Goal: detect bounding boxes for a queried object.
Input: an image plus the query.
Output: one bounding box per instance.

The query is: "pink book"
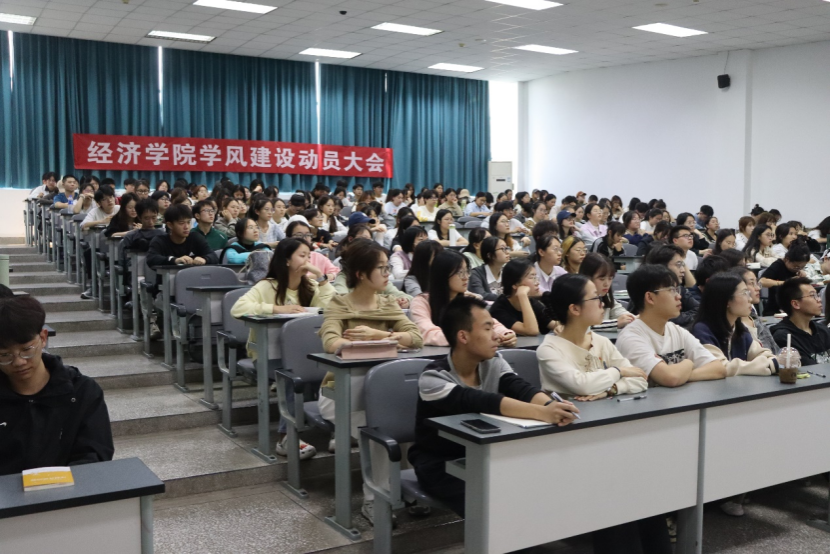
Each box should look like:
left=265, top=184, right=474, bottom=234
left=336, top=339, right=399, bottom=360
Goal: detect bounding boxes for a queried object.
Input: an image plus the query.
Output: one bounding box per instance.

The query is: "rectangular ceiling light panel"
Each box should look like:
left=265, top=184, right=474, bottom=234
left=0, top=13, right=36, bottom=25
left=515, top=44, right=577, bottom=55
left=633, top=23, right=707, bottom=37
left=429, top=63, right=483, bottom=73
left=485, top=0, right=562, bottom=10
left=193, top=0, right=277, bottom=14
left=372, top=22, right=442, bottom=36
left=148, top=30, right=216, bottom=43
left=299, top=48, right=361, bottom=59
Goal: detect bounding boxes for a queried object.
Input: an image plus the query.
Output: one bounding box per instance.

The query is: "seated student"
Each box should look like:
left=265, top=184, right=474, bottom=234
left=223, top=218, right=271, bottom=264
left=285, top=221, right=339, bottom=281
left=469, top=236, right=508, bottom=300
left=333, top=223, right=371, bottom=266
left=489, top=259, right=558, bottom=336
left=579, top=253, right=634, bottom=328
left=151, top=190, right=171, bottom=224
left=318, top=240, right=423, bottom=523
left=146, top=204, right=219, bottom=268
left=771, top=223, right=798, bottom=259
left=81, top=186, right=120, bottom=231
left=303, top=208, right=335, bottom=250
left=731, top=265, right=781, bottom=352
left=742, top=224, right=777, bottom=267
left=734, top=216, right=755, bottom=251
left=351, top=208, right=388, bottom=245
left=771, top=277, right=830, bottom=366
left=104, top=192, right=139, bottom=238
left=121, top=199, right=165, bottom=252
left=712, top=228, right=737, bottom=255
left=415, top=190, right=440, bottom=222
left=759, top=243, right=811, bottom=316
left=248, top=198, right=284, bottom=249
left=29, top=171, right=58, bottom=199
left=639, top=208, right=663, bottom=234
left=557, top=210, right=578, bottom=241
left=644, top=245, right=698, bottom=329
left=577, top=202, right=607, bottom=248
left=560, top=236, right=586, bottom=274
left=523, top=202, right=548, bottom=231
left=390, top=226, right=428, bottom=280
left=52, top=174, right=79, bottom=209
left=386, top=211, right=417, bottom=250
left=463, top=191, right=492, bottom=217
left=215, top=197, right=242, bottom=239
left=534, top=234, right=567, bottom=293
left=636, top=220, right=672, bottom=257
left=538, top=274, right=648, bottom=398
left=676, top=212, right=711, bottom=253
left=616, top=265, right=726, bottom=388
left=489, top=212, right=530, bottom=256
left=596, top=221, right=626, bottom=258
left=493, top=201, right=530, bottom=234
left=692, top=273, right=778, bottom=378
left=702, top=216, right=720, bottom=243
left=410, top=250, right=517, bottom=347
left=0, top=296, right=114, bottom=476
left=695, top=204, right=714, bottom=231
left=428, top=209, right=468, bottom=247
left=73, top=181, right=96, bottom=214
left=670, top=225, right=701, bottom=273
left=231, top=238, right=335, bottom=459
left=462, top=227, right=489, bottom=270
left=687, top=254, right=729, bottom=303
left=437, top=187, right=464, bottom=218
left=402, top=240, right=443, bottom=297
left=719, top=247, right=748, bottom=268
left=191, top=200, right=228, bottom=251
left=408, top=296, right=577, bottom=516
left=622, top=211, right=644, bottom=246
left=384, top=188, right=405, bottom=217
left=559, top=195, right=578, bottom=213
left=333, top=238, right=412, bottom=308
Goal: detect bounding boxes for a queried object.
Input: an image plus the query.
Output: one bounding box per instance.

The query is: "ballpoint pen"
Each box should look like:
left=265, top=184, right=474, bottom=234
left=549, top=391, right=581, bottom=419
left=617, top=395, right=647, bottom=402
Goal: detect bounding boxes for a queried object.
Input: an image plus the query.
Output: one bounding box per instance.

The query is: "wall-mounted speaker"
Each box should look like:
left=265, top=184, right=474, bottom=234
left=718, top=74, right=731, bottom=89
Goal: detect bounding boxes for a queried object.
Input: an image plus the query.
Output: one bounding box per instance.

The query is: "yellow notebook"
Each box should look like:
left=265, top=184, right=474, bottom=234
left=22, top=467, right=75, bottom=491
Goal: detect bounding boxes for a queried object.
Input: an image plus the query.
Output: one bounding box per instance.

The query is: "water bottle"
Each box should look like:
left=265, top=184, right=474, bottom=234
left=449, top=223, right=457, bottom=246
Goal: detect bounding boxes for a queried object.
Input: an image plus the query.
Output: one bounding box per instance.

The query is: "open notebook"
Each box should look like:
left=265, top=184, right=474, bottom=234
left=481, top=414, right=552, bottom=429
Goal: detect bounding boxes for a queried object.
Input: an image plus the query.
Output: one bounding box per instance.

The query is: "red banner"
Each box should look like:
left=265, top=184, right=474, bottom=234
left=72, top=133, right=393, bottom=178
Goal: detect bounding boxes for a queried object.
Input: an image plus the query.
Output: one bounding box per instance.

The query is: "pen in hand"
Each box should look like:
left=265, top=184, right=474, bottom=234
left=550, top=391, right=581, bottom=419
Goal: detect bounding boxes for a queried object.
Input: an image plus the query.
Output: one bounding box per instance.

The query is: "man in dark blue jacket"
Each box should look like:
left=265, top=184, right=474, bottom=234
left=0, top=296, right=114, bottom=476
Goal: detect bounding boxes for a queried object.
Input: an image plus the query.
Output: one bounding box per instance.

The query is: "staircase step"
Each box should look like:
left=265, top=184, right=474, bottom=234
left=7, top=261, right=59, bottom=273
left=45, top=311, right=119, bottom=333
left=0, top=245, right=38, bottom=254
left=10, top=272, right=76, bottom=285
left=10, top=282, right=82, bottom=296
left=106, top=385, right=220, bottom=437
left=46, top=329, right=143, bottom=358
left=39, top=295, right=100, bottom=312
left=0, top=237, right=26, bottom=245
left=66, top=354, right=199, bottom=390
left=6, top=253, right=48, bottom=263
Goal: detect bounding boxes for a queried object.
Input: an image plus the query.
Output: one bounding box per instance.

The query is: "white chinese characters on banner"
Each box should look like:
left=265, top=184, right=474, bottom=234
left=275, top=148, right=296, bottom=169
left=88, top=142, right=113, bottom=164
left=298, top=149, right=318, bottom=170
left=365, top=153, right=386, bottom=173
left=173, top=144, right=197, bottom=166
left=145, top=143, right=170, bottom=166
left=250, top=147, right=271, bottom=168
left=226, top=146, right=248, bottom=167
left=343, top=152, right=363, bottom=172
left=199, top=145, right=222, bottom=167
left=117, top=142, right=141, bottom=165
left=322, top=151, right=341, bottom=171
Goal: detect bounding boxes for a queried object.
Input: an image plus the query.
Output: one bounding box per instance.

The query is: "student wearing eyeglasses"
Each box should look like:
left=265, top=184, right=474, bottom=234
left=758, top=244, right=812, bottom=316
left=670, top=225, right=701, bottom=273
left=771, top=277, right=830, bottom=366
left=0, top=296, right=114, bottom=476
left=644, top=245, right=699, bottom=329
left=469, top=237, right=510, bottom=301
left=192, top=200, right=228, bottom=251
left=616, top=265, right=726, bottom=388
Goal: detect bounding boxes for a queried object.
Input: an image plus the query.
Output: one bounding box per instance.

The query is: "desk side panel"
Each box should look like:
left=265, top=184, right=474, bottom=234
left=704, top=388, right=830, bottom=502
left=487, top=411, right=699, bottom=554
left=0, top=498, right=141, bottom=554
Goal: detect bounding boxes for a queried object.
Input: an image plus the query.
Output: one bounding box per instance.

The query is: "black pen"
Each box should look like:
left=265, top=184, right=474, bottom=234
left=549, top=391, right=581, bottom=419
left=617, top=395, right=647, bottom=402
left=806, top=370, right=827, bottom=378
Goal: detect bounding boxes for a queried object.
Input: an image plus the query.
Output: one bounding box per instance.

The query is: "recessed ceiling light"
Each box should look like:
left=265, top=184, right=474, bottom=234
left=0, top=13, right=36, bottom=25
left=147, top=30, right=216, bottom=43
left=485, top=0, right=562, bottom=11
left=633, top=23, right=707, bottom=37
left=429, top=63, right=483, bottom=73
left=371, top=22, right=442, bottom=36
left=515, top=44, right=577, bottom=55
left=299, top=48, right=361, bottom=59
left=193, top=0, right=276, bottom=14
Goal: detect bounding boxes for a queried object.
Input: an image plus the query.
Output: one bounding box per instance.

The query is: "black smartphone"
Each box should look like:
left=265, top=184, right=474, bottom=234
left=460, top=418, right=501, bottom=434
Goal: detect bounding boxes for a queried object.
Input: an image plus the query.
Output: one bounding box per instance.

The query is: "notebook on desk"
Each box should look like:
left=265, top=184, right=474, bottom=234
left=482, top=414, right=552, bottom=429
left=336, top=339, right=399, bottom=360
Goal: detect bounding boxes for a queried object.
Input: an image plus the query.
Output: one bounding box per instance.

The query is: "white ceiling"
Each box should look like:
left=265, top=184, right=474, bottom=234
left=3, top=0, right=830, bottom=81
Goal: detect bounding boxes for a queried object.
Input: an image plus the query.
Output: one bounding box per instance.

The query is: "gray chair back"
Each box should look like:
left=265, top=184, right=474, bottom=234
left=391, top=279, right=404, bottom=291
left=174, top=266, right=241, bottom=313
left=613, top=273, right=628, bottom=293
left=623, top=243, right=638, bottom=256
left=458, top=216, right=478, bottom=224
left=497, top=350, right=541, bottom=389
left=279, top=315, right=328, bottom=382
left=464, top=220, right=482, bottom=229
left=364, top=359, right=431, bottom=444
left=222, top=287, right=251, bottom=339
left=759, top=268, right=769, bottom=300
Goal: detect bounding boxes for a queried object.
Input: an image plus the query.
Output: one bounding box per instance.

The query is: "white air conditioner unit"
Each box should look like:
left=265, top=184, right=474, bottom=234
left=488, top=161, right=513, bottom=195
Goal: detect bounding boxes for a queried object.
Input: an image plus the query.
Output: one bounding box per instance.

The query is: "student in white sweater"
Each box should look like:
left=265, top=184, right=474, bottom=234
left=538, top=274, right=648, bottom=399
left=616, top=265, right=726, bottom=388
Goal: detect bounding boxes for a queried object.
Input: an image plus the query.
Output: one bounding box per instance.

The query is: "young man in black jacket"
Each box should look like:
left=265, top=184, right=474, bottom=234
left=408, top=296, right=577, bottom=516
left=0, top=296, right=114, bottom=476
left=146, top=203, right=219, bottom=268
left=771, top=277, right=830, bottom=366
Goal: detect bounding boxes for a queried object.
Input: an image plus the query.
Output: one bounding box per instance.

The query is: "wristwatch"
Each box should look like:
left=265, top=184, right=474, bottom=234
left=606, top=384, right=618, bottom=397
left=316, top=274, right=328, bottom=283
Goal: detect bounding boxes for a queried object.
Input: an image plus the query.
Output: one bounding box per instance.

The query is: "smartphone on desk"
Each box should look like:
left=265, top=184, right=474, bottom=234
left=460, top=418, right=502, bottom=434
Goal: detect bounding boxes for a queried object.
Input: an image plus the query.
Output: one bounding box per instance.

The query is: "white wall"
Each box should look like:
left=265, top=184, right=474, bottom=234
left=0, top=189, right=30, bottom=238
left=489, top=81, right=519, bottom=188
left=523, top=40, right=830, bottom=229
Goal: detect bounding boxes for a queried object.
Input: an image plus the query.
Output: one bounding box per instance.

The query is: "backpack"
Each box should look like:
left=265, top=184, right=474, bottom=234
left=239, top=250, right=274, bottom=285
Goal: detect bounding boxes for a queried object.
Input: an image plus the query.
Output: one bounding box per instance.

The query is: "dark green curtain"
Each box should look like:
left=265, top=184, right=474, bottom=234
left=319, top=64, right=389, bottom=189
left=387, top=71, right=490, bottom=193
left=3, top=33, right=160, bottom=189
left=162, top=48, right=316, bottom=190
left=0, top=33, right=9, bottom=187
